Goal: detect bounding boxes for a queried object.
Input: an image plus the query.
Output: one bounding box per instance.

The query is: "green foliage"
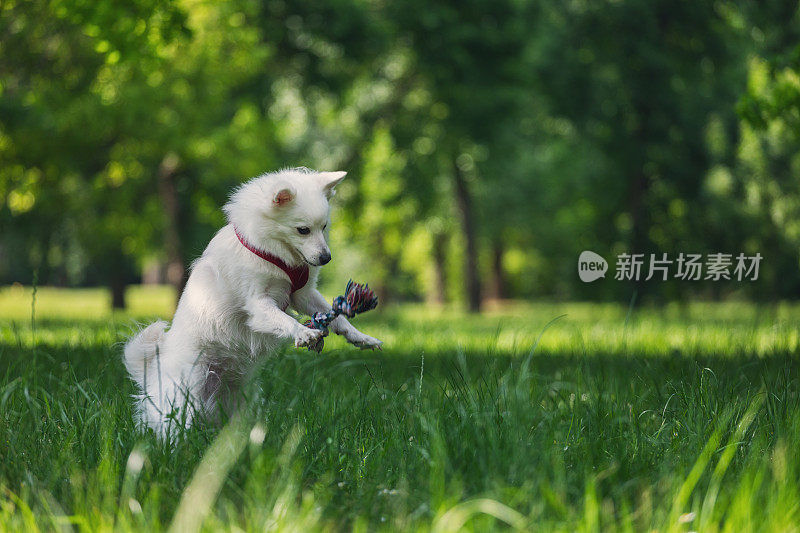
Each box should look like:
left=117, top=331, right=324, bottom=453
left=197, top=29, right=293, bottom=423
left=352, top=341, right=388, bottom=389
left=0, top=0, right=187, bottom=278
left=735, top=5, right=800, bottom=298
left=2, top=0, right=800, bottom=303
left=2, top=289, right=800, bottom=529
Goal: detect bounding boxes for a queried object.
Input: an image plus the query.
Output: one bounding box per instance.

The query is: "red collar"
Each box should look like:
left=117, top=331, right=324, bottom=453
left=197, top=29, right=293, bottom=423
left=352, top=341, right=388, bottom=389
left=234, top=227, right=309, bottom=293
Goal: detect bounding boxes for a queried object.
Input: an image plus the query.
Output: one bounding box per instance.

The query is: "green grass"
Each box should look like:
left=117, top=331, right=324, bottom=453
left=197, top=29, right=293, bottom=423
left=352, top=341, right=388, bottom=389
left=1, top=286, right=799, bottom=531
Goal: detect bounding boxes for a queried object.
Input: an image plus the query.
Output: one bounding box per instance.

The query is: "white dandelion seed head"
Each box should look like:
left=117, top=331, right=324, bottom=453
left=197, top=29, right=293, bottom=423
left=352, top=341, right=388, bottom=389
left=250, top=424, right=266, bottom=445
left=126, top=450, right=145, bottom=474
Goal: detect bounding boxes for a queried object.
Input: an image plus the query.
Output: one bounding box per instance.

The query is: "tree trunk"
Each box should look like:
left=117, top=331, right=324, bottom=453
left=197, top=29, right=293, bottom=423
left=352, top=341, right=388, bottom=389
left=628, top=167, right=648, bottom=257
left=452, top=160, right=482, bottom=313
left=36, top=232, right=52, bottom=286
left=628, top=104, right=652, bottom=303
left=626, top=161, right=649, bottom=304
left=488, top=239, right=506, bottom=300
left=158, top=153, right=186, bottom=302
left=110, top=276, right=126, bottom=309
left=370, top=230, right=392, bottom=305
left=430, top=232, right=448, bottom=305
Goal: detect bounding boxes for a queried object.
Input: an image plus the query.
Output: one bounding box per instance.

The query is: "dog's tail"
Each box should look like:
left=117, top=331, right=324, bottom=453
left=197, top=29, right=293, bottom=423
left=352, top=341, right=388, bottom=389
left=123, top=321, right=168, bottom=388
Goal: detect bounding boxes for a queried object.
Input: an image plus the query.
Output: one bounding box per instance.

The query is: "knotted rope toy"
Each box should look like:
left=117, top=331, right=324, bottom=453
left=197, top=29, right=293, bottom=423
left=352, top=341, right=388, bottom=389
left=302, top=280, right=378, bottom=352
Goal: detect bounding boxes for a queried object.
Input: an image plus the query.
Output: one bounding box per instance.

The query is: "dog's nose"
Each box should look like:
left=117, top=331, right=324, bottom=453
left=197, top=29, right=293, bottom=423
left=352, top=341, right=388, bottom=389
left=318, top=252, right=332, bottom=265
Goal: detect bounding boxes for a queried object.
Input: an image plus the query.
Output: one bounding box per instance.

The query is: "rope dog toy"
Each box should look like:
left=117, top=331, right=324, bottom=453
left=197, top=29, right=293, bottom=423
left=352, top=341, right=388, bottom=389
left=302, top=280, right=378, bottom=352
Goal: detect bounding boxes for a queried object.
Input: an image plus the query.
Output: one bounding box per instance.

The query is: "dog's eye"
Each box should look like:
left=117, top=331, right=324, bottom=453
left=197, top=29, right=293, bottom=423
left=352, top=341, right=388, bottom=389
left=323, top=223, right=327, bottom=230
left=297, top=227, right=311, bottom=235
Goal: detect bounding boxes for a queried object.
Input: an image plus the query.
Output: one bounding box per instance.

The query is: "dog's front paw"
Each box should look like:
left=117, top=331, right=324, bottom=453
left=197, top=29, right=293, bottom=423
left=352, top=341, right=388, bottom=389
left=294, top=327, right=324, bottom=348
left=346, top=332, right=383, bottom=351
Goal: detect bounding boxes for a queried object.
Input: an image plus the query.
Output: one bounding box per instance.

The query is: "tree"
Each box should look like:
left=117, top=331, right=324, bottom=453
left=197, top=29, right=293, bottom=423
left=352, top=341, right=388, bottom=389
left=379, top=0, right=535, bottom=311
left=528, top=0, right=752, bottom=300
left=0, top=0, right=187, bottom=306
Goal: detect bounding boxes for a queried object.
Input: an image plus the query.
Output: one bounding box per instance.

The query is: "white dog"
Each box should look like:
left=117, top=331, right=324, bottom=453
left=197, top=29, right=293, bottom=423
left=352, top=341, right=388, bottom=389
left=123, top=168, right=382, bottom=437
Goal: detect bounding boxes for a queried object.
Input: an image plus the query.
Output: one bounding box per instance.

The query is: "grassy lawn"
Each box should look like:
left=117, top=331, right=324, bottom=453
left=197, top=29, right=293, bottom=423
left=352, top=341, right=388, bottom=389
left=1, top=286, right=799, bottom=531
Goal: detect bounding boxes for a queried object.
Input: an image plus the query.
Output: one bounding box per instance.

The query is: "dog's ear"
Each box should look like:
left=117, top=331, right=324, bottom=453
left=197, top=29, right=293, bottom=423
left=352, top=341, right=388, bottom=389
left=319, top=171, right=347, bottom=198
left=272, top=184, right=296, bottom=207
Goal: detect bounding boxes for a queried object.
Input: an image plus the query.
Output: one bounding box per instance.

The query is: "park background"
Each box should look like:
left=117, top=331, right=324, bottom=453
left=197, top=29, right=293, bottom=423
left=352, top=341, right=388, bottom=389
left=2, top=0, right=800, bottom=311
left=3, top=1, right=800, bottom=531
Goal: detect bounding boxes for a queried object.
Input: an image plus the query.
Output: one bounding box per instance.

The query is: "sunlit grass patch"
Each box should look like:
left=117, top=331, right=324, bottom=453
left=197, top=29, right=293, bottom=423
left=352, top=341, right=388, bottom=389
left=0, top=284, right=177, bottom=321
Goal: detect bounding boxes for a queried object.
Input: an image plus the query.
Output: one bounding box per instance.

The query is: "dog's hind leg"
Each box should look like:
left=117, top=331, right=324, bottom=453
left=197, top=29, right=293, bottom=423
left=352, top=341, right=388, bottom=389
left=135, top=340, right=214, bottom=439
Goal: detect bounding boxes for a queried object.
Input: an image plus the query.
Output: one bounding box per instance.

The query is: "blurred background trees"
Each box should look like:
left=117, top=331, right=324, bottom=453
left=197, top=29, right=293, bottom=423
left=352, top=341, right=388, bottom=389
left=1, top=0, right=799, bottom=310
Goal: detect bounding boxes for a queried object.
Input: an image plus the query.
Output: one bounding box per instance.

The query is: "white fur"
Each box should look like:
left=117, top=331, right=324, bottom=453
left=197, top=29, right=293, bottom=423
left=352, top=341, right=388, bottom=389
left=123, top=168, right=382, bottom=438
